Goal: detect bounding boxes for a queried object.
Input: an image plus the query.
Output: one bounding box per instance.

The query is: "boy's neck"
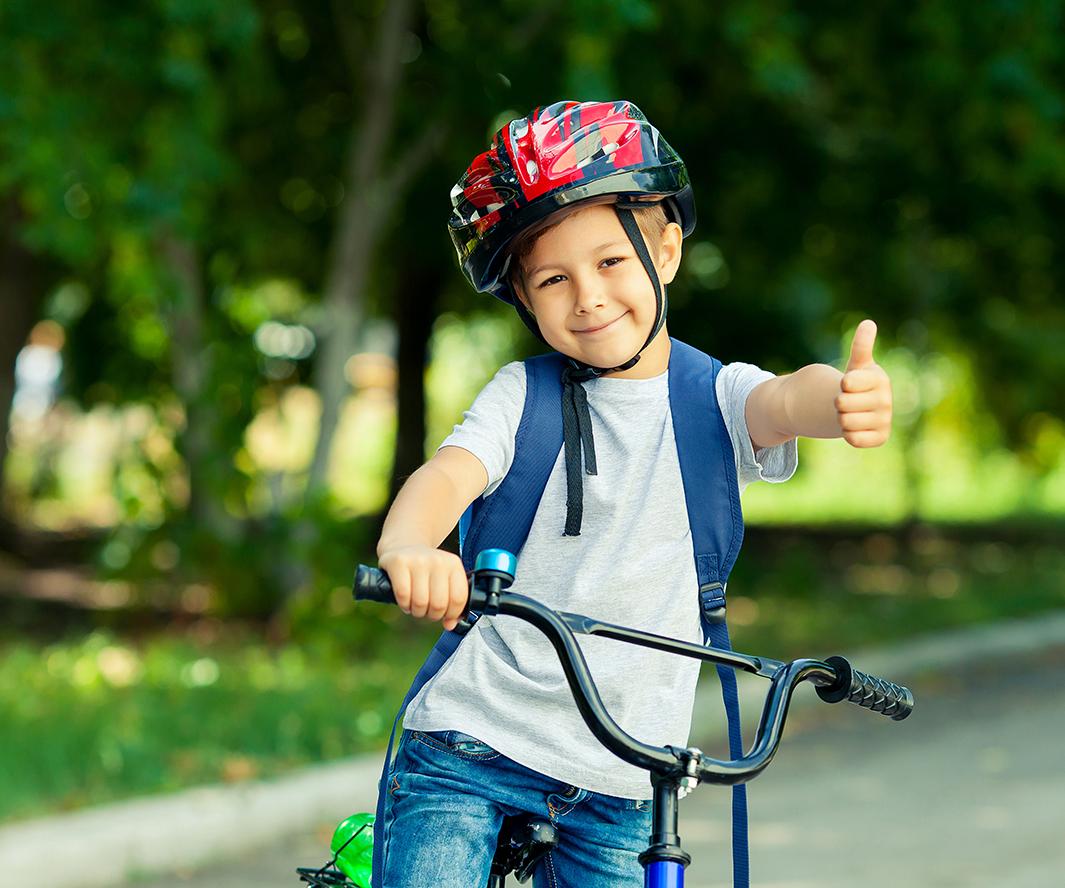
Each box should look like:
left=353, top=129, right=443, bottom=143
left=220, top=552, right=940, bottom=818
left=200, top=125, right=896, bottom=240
left=598, top=326, right=671, bottom=379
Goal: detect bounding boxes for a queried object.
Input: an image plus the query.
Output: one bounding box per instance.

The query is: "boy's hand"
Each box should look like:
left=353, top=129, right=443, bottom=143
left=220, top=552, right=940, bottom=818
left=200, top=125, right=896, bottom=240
left=377, top=545, right=470, bottom=631
left=835, top=319, right=892, bottom=448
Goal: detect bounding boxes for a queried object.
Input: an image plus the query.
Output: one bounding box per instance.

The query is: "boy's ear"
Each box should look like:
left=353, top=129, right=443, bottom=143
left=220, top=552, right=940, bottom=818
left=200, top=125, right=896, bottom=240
left=657, top=222, right=684, bottom=286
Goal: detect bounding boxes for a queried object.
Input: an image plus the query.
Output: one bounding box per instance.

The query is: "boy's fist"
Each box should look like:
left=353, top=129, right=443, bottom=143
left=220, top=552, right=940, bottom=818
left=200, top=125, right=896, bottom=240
left=376, top=546, right=470, bottom=631
left=835, top=319, right=892, bottom=448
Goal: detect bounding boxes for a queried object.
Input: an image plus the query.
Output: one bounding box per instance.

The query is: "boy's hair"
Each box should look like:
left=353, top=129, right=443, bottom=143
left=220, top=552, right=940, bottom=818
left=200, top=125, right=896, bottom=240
left=507, top=200, right=671, bottom=304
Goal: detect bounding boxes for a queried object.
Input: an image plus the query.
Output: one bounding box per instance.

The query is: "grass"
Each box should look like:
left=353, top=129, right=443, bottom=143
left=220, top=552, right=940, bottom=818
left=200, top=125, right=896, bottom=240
left=1, top=526, right=1063, bottom=824
left=0, top=621, right=436, bottom=823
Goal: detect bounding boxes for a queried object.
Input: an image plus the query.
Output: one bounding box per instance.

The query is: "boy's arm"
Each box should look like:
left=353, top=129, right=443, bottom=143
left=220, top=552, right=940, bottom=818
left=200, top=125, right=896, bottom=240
left=745, top=319, right=892, bottom=450
left=376, top=445, right=488, bottom=630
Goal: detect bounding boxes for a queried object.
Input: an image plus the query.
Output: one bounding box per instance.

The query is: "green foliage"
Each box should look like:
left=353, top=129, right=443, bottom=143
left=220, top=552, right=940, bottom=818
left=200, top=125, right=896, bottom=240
left=726, top=528, right=1065, bottom=656
left=0, top=0, right=262, bottom=249
left=95, top=499, right=380, bottom=621
left=0, top=625, right=434, bottom=822
left=5, top=1, right=1065, bottom=622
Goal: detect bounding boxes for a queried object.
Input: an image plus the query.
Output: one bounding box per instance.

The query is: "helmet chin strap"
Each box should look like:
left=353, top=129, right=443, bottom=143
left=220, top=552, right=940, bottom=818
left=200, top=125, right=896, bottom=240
left=510, top=202, right=669, bottom=536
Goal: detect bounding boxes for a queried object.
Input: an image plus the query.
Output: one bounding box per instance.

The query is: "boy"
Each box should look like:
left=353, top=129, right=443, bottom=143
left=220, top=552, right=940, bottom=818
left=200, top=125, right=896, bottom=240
left=373, top=100, right=891, bottom=886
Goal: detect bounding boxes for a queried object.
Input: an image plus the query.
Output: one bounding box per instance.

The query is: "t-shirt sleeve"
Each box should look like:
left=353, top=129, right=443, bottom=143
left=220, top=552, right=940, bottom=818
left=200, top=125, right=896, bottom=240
left=437, top=361, right=526, bottom=497
left=715, top=362, right=799, bottom=492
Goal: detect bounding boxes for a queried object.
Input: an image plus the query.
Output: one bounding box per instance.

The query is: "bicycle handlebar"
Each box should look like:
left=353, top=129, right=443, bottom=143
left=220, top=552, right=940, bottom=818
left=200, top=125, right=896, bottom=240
left=352, top=563, right=913, bottom=786
left=813, top=654, right=913, bottom=719
left=354, top=564, right=394, bottom=605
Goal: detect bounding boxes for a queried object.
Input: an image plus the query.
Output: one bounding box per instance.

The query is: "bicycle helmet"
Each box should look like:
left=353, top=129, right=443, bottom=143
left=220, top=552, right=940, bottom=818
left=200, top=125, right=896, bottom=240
left=448, top=99, right=695, bottom=306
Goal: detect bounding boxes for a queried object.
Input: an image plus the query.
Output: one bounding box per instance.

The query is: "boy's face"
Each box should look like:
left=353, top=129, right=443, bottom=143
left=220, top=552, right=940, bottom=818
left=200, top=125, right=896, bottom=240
left=514, top=203, right=682, bottom=372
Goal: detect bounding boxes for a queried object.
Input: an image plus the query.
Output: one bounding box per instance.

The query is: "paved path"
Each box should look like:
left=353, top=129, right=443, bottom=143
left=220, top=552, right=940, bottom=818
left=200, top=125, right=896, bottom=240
left=684, top=645, right=1065, bottom=888
left=134, top=644, right=1065, bottom=888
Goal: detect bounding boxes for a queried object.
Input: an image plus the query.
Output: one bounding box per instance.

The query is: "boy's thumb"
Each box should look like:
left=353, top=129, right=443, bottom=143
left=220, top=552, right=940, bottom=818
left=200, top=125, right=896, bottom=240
left=846, top=319, right=878, bottom=372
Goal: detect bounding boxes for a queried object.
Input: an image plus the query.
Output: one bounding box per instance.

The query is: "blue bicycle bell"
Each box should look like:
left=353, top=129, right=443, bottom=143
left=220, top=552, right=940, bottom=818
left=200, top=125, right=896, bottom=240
left=472, top=549, right=517, bottom=616
left=474, top=548, right=518, bottom=582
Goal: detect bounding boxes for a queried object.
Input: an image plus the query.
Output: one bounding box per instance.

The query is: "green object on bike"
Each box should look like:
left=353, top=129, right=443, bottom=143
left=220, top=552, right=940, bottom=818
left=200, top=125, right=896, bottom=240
left=331, top=812, right=374, bottom=887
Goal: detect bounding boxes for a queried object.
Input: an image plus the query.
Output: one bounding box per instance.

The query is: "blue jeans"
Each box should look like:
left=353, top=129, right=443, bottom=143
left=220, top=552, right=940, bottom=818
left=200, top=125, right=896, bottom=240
left=378, top=729, right=653, bottom=887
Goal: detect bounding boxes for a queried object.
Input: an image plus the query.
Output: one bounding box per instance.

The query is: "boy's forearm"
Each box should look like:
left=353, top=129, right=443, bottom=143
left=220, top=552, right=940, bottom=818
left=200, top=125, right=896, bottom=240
left=376, top=461, right=470, bottom=556
left=748, top=363, right=843, bottom=448
left=781, top=363, right=846, bottom=440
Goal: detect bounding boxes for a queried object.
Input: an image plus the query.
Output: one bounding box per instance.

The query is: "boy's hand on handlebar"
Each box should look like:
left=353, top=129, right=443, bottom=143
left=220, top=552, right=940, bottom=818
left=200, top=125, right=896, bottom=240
left=376, top=546, right=469, bottom=631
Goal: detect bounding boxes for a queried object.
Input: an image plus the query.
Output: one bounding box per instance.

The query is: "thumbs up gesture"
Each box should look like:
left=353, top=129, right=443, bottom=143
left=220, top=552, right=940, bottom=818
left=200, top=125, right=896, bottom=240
left=835, top=319, right=892, bottom=448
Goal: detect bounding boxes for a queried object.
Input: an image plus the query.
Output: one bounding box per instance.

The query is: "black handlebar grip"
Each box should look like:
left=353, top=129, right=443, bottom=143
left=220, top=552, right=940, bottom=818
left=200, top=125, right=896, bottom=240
left=816, top=655, right=914, bottom=721
left=352, top=565, right=396, bottom=604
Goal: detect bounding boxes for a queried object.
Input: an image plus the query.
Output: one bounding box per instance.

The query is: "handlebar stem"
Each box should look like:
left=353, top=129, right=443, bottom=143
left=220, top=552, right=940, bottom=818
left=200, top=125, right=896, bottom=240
left=638, top=773, right=692, bottom=870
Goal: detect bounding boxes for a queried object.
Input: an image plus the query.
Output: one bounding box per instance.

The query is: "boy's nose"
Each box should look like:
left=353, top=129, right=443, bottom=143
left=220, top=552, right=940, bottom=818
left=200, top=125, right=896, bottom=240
left=573, top=279, right=607, bottom=314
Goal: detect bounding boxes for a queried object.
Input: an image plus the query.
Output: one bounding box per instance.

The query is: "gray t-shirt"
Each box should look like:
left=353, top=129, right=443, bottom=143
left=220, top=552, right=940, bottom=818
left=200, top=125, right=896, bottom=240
left=403, top=359, right=798, bottom=798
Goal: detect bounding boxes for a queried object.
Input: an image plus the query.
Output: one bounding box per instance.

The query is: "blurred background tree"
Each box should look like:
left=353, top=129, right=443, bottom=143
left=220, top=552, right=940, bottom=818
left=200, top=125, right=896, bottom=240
left=1, top=0, right=1064, bottom=819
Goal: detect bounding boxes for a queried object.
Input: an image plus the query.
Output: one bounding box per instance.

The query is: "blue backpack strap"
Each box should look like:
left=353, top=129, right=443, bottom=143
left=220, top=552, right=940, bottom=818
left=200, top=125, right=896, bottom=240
left=668, top=339, right=748, bottom=888
left=459, top=353, right=566, bottom=568
left=667, top=340, right=745, bottom=596
left=371, top=353, right=565, bottom=887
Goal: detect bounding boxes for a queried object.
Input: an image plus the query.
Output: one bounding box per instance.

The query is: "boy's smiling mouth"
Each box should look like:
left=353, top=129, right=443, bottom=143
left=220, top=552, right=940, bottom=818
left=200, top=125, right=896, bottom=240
left=572, top=311, right=628, bottom=335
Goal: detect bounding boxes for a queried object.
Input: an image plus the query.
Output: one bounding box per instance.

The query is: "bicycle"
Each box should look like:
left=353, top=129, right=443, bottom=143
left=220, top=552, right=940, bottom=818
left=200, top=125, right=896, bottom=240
left=298, top=548, right=915, bottom=887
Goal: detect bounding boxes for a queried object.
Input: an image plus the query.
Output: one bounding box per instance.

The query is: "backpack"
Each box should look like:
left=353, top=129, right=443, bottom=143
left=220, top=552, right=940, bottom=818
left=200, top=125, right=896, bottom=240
left=372, top=338, right=750, bottom=888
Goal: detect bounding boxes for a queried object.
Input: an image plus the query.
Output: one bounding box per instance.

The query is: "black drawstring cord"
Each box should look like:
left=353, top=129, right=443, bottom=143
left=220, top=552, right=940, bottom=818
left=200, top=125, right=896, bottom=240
left=561, top=348, right=642, bottom=536
left=561, top=363, right=599, bottom=536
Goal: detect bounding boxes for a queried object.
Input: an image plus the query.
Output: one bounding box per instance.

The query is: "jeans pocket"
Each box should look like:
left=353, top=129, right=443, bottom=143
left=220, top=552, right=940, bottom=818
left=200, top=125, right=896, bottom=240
left=413, top=729, right=500, bottom=760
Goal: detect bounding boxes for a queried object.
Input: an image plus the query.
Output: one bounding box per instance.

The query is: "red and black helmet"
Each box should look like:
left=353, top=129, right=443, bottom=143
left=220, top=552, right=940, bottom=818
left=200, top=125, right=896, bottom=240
left=448, top=99, right=696, bottom=304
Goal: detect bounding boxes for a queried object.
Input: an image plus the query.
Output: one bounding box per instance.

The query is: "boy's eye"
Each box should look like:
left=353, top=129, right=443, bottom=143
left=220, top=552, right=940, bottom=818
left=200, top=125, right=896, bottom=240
left=536, top=257, right=625, bottom=288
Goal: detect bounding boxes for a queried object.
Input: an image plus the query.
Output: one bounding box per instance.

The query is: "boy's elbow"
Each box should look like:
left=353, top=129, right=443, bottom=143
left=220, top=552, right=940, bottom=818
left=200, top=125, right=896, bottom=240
left=747, top=376, right=793, bottom=448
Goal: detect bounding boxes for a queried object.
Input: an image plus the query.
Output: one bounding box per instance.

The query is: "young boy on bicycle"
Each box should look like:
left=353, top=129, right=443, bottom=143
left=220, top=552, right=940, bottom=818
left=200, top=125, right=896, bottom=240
left=372, top=100, right=892, bottom=887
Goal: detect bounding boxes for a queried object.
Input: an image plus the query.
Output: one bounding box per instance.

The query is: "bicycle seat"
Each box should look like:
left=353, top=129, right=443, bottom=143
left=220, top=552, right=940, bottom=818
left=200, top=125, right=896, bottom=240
left=489, top=814, right=559, bottom=884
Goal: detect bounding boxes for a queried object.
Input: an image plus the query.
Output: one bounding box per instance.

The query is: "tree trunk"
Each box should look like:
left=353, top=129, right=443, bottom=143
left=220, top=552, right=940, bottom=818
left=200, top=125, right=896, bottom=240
left=158, top=231, right=238, bottom=542
left=388, top=261, right=443, bottom=504
left=305, top=0, right=415, bottom=497
left=0, top=196, right=49, bottom=511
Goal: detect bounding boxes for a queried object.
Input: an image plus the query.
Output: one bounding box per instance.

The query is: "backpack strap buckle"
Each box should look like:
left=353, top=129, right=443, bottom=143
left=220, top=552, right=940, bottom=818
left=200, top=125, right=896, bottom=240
left=699, top=581, right=726, bottom=626
left=452, top=611, right=481, bottom=635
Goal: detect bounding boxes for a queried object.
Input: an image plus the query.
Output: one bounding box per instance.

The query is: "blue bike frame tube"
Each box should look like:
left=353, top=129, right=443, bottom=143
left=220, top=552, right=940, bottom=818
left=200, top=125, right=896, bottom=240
left=646, top=860, right=684, bottom=888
